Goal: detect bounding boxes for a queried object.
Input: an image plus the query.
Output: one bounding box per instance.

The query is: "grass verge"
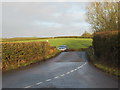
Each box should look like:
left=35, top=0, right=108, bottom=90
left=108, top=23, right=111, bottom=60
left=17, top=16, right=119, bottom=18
left=86, top=48, right=120, bottom=77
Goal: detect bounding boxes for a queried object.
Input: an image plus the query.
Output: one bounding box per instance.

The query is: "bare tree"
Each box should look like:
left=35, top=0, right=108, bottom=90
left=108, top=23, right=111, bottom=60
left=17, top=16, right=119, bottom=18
left=86, top=1, right=119, bottom=32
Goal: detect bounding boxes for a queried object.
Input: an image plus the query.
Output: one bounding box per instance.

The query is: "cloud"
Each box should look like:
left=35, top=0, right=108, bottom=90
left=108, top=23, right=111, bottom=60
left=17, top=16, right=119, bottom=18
left=2, top=0, right=98, bottom=2
left=2, top=2, right=91, bottom=38
left=32, top=20, right=62, bottom=28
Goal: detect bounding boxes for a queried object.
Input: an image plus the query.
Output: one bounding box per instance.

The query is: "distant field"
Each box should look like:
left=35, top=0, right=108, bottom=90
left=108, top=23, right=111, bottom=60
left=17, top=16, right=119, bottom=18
left=2, top=38, right=92, bottom=49
left=44, top=38, right=92, bottom=49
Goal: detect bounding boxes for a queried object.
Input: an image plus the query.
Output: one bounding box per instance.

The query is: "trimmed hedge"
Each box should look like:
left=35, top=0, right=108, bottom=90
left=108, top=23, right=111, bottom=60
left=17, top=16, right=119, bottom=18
left=2, top=42, right=57, bottom=71
left=93, top=31, right=119, bottom=68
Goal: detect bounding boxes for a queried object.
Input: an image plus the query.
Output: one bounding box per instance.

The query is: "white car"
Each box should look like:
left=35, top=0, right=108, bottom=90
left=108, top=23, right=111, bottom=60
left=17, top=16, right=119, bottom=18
left=57, top=45, right=68, bottom=51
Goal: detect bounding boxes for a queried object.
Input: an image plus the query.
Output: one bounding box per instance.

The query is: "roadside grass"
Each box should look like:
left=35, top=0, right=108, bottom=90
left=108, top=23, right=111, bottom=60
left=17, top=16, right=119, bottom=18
left=2, top=38, right=92, bottom=49
left=86, top=48, right=120, bottom=77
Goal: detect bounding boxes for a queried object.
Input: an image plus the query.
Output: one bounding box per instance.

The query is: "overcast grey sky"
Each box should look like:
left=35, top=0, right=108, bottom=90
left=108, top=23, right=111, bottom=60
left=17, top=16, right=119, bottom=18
left=2, top=2, right=92, bottom=38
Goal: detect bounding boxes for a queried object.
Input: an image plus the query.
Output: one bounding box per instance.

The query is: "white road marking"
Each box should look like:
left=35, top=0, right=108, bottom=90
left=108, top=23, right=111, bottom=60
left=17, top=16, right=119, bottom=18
left=77, top=67, right=81, bottom=69
left=78, top=62, right=87, bottom=69
left=66, top=72, right=70, bottom=74
left=24, top=85, right=32, bottom=88
left=74, top=69, right=77, bottom=71
left=24, top=62, right=87, bottom=88
left=61, top=74, right=65, bottom=77
left=36, top=82, right=43, bottom=85
left=46, top=79, right=52, bottom=82
left=54, top=76, right=59, bottom=79
left=70, top=70, right=74, bottom=72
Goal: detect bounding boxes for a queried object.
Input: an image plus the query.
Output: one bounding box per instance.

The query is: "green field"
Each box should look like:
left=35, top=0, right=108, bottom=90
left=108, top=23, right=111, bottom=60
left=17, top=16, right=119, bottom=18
left=2, top=38, right=92, bottom=49
left=42, top=38, right=92, bottom=49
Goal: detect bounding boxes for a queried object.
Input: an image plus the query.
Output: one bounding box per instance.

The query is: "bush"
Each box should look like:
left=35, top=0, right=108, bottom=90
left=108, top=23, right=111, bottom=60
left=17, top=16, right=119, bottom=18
left=93, top=31, right=119, bottom=68
left=2, top=42, right=57, bottom=71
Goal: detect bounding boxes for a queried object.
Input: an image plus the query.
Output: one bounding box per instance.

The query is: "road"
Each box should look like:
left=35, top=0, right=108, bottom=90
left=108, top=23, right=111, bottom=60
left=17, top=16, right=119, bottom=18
left=2, top=51, right=118, bottom=88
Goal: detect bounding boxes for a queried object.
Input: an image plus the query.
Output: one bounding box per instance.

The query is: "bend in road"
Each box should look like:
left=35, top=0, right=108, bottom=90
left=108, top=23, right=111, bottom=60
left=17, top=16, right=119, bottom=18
left=2, top=51, right=118, bottom=88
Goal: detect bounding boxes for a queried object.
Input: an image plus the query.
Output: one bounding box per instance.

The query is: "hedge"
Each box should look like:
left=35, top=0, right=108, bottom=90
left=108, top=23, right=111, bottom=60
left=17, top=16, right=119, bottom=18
left=93, top=31, right=119, bottom=68
left=2, top=42, right=57, bottom=71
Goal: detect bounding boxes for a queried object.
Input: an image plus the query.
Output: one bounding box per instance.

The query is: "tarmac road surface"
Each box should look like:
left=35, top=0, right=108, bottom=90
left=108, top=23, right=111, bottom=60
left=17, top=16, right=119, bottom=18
left=2, top=51, right=118, bottom=88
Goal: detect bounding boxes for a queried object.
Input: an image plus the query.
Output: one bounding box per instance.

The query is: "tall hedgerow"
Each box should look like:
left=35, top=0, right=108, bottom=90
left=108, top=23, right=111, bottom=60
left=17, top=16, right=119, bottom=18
left=2, top=42, right=57, bottom=71
left=93, top=31, right=119, bottom=67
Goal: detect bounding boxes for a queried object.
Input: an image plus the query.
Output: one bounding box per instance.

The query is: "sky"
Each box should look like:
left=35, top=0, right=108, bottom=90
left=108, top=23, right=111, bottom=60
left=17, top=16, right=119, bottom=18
left=2, top=2, right=92, bottom=38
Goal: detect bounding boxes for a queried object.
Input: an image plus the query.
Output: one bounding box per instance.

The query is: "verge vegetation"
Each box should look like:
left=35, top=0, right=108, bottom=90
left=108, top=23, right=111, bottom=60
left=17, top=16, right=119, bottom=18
left=86, top=31, right=120, bottom=77
left=2, top=42, right=57, bottom=71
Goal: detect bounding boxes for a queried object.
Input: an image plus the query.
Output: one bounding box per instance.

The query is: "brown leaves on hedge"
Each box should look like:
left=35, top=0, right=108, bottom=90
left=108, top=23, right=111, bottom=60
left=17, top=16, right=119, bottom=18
left=2, top=42, right=57, bottom=71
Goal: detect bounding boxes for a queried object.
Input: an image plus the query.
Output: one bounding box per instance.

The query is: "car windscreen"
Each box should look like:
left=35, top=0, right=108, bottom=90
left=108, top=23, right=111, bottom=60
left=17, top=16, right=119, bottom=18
left=59, top=46, right=67, bottom=48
